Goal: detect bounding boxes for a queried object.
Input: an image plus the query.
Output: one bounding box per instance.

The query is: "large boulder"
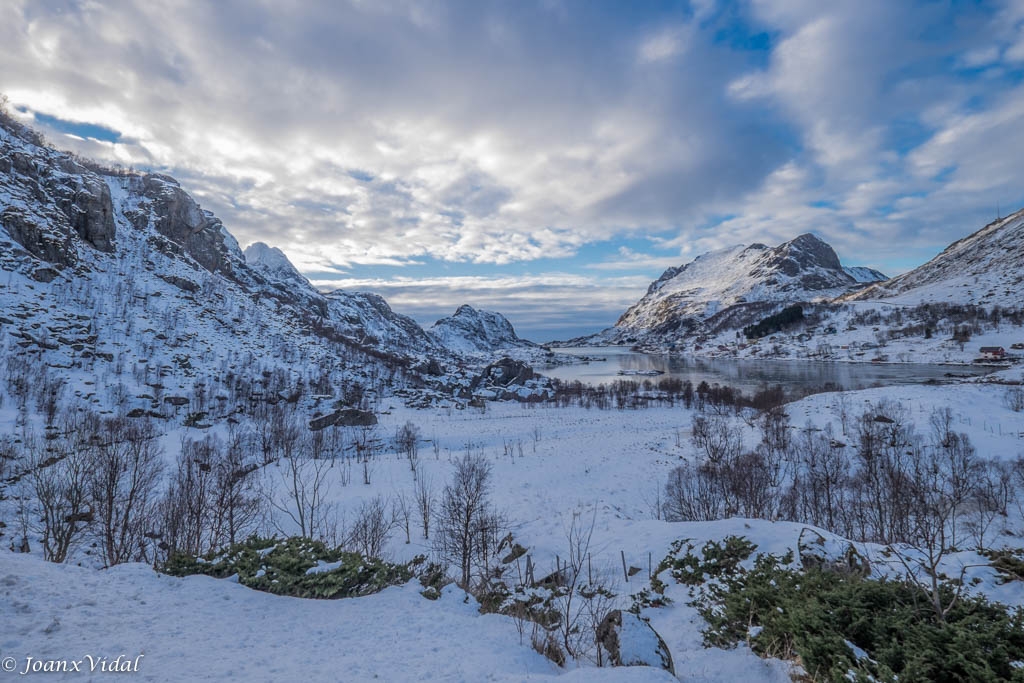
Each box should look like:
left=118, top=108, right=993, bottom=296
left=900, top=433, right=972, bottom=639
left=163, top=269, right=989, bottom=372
left=597, top=610, right=674, bottom=675
left=798, top=528, right=870, bottom=577
left=308, top=409, right=377, bottom=431
left=470, top=358, right=534, bottom=391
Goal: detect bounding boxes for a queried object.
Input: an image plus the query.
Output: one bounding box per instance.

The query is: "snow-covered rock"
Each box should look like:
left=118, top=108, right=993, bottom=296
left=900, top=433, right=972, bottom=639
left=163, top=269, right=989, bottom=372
left=597, top=610, right=675, bottom=675
left=428, top=304, right=537, bottom=355
left=244, top=241, right=311, bottom=288
left=843, top=266, right=889, bottom=284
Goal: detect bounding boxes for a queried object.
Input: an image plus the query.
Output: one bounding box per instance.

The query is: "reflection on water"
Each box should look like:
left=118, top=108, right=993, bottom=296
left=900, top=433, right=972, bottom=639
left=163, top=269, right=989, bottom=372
left=538, top=347, right=994, bottom=393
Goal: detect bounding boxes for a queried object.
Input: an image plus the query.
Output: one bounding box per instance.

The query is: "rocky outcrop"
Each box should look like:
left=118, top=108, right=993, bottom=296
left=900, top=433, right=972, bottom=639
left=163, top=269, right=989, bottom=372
left=467, top=358, right=551, bottom=402
left=428, top=305, right=536, bottom=354
left=124, top=174, right=247, bottom=281
left=596, top=610, right=674, bottom=675
left=308, top=409, right=377, bottom=431
left=471, top=357, right=535, bottom=390
left=0, top=126, right=116, bottom=265
left=798, top=528, right=870, bottom=577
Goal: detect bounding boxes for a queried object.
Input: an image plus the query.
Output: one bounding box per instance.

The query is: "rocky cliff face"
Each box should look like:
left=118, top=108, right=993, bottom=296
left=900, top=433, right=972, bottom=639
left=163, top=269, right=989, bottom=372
left=600, top=233, right=885, bottom=347
left=428, top=305, right=537, bottom=355
left=0, top=122, right=116, bottom=267
left=127, top=173, right=248, bottom=281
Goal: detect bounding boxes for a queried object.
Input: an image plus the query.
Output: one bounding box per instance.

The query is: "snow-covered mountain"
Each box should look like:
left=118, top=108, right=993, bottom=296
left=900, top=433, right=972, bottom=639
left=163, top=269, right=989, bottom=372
left=844, top=265, right=889, bottom=283
left=241, top=242, right=447, bottom=355
left=594, top=233, right=885, bottom=347
left=428, top=304, right=537, bottom=355
left=845, top=208, right=1024, bottom=307
left=0, top=113, right=464, bottom=407
left=244, top=241, right=311, bottom=288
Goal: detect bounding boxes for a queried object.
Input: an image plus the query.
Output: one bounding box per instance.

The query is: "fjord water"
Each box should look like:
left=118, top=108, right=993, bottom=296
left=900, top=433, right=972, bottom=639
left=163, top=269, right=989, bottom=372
left=540, top=347, right=995, bottom=393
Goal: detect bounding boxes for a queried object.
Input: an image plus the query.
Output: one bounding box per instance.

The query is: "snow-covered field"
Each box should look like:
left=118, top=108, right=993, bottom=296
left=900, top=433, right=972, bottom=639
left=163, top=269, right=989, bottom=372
left=4, top=376, right=1024, bottom=681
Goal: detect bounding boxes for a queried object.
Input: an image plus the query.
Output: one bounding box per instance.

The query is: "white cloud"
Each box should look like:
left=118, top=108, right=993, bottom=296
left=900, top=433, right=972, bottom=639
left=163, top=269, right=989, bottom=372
left=2, top=0, right=1023, bottom=336
left=637, top=25, right=690, bottom=64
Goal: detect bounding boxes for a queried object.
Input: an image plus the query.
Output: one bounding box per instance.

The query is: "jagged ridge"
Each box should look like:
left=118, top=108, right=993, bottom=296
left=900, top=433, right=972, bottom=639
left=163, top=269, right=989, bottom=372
left=428, top=305, right=537, bottom=355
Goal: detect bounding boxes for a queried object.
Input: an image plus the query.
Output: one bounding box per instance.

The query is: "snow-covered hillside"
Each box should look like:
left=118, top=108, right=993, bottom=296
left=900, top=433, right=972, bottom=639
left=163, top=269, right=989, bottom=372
left=428, top=304, right=539, bottom=355
left=584, top=234, right=884, bottom=348
left=847, top=208, right=1024, bottom=307
left=0, top=113, right=511, bottom=412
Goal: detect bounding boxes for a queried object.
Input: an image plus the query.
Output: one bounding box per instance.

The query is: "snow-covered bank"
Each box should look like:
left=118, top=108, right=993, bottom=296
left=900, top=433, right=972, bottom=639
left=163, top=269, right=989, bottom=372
left=2, top=550, right=661, bottom=682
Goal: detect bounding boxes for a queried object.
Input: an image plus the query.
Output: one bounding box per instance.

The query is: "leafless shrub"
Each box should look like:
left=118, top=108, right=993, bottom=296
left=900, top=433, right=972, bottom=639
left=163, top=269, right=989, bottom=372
left=348, top=495, right=393, bottom=559
left=663, top=461, right=726, bottom=522
left=551, top=508, right=619, bottom=663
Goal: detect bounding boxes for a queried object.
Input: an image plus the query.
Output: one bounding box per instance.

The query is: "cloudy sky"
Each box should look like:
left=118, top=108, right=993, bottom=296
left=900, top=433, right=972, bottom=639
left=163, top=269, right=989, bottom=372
left=3, top=0, right=1024, bottom=340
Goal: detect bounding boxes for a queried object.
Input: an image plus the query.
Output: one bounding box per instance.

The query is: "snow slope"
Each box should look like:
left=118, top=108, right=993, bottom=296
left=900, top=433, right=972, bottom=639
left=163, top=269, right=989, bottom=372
left=4, top=376, right=1024, bottom=680
left=847, top=208, right=1024, bottom=307
left=0, top=551, right=674, bottom=682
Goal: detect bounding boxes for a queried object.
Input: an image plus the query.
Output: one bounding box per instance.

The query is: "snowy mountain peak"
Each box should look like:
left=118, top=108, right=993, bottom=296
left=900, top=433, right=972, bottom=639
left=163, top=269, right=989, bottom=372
left=607, top=233, right=885, bottom=347
left=773, top=232, right=843, bottom=272
left=244, top=241, right=310, bottom=287
left=428, top=305, right=536, bottom=355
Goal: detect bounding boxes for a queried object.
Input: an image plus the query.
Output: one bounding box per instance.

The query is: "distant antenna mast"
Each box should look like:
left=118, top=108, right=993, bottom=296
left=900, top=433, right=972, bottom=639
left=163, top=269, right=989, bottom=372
left=997, top=200, right=1001, bottom=220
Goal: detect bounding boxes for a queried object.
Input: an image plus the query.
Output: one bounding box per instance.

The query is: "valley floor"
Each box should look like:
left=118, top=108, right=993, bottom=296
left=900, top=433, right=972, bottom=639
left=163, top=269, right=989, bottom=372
left=3, top=379, right=1024, bottom=681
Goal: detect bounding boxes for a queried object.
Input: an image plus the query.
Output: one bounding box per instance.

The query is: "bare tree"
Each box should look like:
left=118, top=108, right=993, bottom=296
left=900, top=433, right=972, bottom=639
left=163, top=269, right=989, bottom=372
left=211, top=426, right=262, bottom=547
left=691, top=414, right=742, bottom=464
left=270, top=442, right=335, bottom=541
left=835, top=391, right=852, bottom=436
left=434, top=453, right=499, bottom=588
left=965, top=460, right=1013, bottom=550
left=27, top=436, right=92, bottom=563
left=89, top=418, right=164, bottom=566
left=161, top=436, right=218, bottom=558
left=415, top=475, right=434, bottom=539
left=395, top=421, right=420, bottom=476
left=392, top=491, right=413, bottom=544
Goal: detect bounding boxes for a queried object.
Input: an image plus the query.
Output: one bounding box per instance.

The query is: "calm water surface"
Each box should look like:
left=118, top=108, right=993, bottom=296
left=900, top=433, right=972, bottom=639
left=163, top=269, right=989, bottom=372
left=538, top=347, right=995, bottom=393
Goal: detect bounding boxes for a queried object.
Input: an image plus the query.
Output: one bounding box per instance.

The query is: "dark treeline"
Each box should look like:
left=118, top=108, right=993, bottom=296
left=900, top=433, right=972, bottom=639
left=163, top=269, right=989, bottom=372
left=551, top=376, right=829, bottom=413
left=663, top=398, right=1024, bottom=561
